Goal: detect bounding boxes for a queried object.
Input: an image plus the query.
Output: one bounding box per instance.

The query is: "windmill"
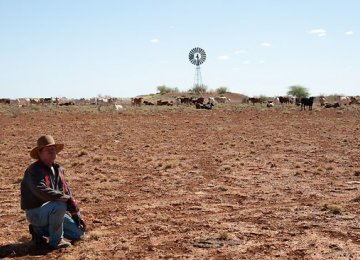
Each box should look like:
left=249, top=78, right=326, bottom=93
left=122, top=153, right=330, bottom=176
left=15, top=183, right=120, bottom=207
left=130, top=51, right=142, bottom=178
left=189, top=47, right=206, bottom=89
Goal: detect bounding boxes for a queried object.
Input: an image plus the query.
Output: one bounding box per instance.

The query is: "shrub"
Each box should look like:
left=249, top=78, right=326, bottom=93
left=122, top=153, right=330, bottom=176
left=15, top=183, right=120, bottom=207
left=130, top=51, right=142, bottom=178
left=259, top=95, right=270, bottom=103
left=191, top=84, right=207, bottom=94
left=156, top=85, right=178, bottom=95
left=216, top=86, right=228, bottom=94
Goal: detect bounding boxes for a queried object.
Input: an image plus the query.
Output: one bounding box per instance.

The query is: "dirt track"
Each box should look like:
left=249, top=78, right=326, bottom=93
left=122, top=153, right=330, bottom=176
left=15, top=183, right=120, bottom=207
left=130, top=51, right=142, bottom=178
left=0, top=105, right=359, bottom=259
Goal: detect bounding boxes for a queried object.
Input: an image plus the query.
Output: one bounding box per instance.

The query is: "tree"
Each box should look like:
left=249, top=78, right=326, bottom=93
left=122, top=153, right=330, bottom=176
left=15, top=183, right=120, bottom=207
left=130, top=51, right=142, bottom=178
left=287, top=85, right=309, bottom=99
left=156, top=85, right=179, bottom=95
left=191, top=84, right=207, bottom=95
left=216, top=86, right=228, bottom=95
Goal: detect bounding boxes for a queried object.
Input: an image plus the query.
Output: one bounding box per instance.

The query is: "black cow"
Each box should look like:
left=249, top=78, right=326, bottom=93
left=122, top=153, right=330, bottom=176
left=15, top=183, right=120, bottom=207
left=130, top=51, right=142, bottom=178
left=192, top=97, right=205, bottom=105
left=278, top=96, right=290, bottom=104
left=301, top=97, right=315, bottom=110
left=248, top=97, right=262, bottom=105
left=324, top=102, right=340, bottom=108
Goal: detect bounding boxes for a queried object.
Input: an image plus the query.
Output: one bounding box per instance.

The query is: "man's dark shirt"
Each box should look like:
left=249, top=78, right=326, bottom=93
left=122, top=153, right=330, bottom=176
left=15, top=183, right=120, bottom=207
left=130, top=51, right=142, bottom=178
left=21, top=160, right=71, bottom=210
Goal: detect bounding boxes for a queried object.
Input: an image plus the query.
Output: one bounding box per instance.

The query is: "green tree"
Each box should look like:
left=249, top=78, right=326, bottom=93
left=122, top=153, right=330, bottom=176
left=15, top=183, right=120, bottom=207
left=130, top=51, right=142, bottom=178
left=157, top=85, right=172, bottom=95
left=287, top=85, right=309, bottom=99
left=191, top=84, right=207, bottom=95
left=216, top=86, right=228, bottom=95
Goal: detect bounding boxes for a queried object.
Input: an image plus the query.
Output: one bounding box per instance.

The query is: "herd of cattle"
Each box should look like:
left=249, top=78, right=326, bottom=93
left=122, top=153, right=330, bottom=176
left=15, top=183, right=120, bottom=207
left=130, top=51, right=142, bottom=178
left=0, top=95, right=359, bottom=111
left=248, top=95, right=360, bottom=110
left=0, top=96, right=231, bottom=110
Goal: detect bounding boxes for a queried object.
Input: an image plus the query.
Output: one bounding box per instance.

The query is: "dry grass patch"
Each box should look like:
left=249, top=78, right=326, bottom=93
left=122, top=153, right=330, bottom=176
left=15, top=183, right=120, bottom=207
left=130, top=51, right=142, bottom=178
left=94, top=173, right=107, bottom=182
left=92, top=155, right=103, bottom=162
left=77, top=150, right=88, bottom=157
left=71, top=161, right=85, bottom=167
left=217, top=230, right=236, bottom=240
left=88, top=230, right=102, bottom=241
left=352, top=195, right=360, bottom=202
left=326, top=166, right=334, bottom=171
left=322, top=204, right=343, bottom=215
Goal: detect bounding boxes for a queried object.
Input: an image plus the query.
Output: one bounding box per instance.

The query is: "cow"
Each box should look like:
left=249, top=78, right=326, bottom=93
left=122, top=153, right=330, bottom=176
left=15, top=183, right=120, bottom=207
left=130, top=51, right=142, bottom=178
left=97, top=98, right=110, bottom=106
left=337, top=96, right=350, bottom=106
left=266, top=100, right=274, bottom=107
left=157, top=100, right=173, bottom=106
left=143, top=100, right=155, bottom=105
left=214, top=96, right=230, bottom=103
left=59, top=101, right=75, bottom=106
left=301, top=97, right=315, bottom=110
left=41, top=98, right=53, bottom=105
left=176, top=97, right=192, bottom=105
left=208, top=97, right=215, bottom=105
left=248, top=97, right=262, bottom=105
left=0, top=98, right=11, bottom=104
left=349, top=96, right=360, bottom=105
left=319, top=96, right=326, bottom=106
left=131, top=97, right=143, bottom=106
left=17, top=98, right=30, bottom=107
left=30, top=98, right=40, bottom=105
left=278, top=96, right=291, bottom=104
left=114, top=104, right=124, bottom=110
left=192, top=97, right=205, bottom=104
left=324, top=102, right=340, bottom=108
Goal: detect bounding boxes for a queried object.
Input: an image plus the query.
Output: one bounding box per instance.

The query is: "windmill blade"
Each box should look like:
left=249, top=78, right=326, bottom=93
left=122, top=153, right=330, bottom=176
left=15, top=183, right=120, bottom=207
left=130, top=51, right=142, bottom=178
left=189, top=47, right=206, bottom=66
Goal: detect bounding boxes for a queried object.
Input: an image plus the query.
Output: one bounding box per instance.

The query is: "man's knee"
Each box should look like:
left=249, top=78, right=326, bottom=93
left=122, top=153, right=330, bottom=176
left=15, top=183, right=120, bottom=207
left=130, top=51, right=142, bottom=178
left=49, top=201, right=67, bottom=216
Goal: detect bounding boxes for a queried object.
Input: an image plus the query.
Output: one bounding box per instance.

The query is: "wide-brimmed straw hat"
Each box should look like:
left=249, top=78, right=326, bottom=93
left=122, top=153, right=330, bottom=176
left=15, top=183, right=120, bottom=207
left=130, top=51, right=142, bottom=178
left=30, top=135, right=64, bottom=159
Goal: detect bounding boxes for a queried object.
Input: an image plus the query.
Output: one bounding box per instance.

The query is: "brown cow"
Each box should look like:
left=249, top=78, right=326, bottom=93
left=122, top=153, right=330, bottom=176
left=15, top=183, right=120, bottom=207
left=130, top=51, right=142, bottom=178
left=319, top=96, right=326, bottom=106
left=248, top=97, right=261, bottom=105
left=191, top=97, right=204, bottom=104
left=143, top=100, right=155, bottom=105
left=324, top=102, right=340, bottom=108
left=0, top=98, right=10, bottom=104
left=131, top=97, right=143, bottom=106
left=157, top=100, right=173, bottom=106
left=350, top=96, right=360, bottom=105
left=176, top=97, right=192, bottom=105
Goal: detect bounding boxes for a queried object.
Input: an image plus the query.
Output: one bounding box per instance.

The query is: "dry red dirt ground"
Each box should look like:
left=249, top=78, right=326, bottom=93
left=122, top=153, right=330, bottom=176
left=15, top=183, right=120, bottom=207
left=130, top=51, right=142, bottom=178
left=0, top=104, right=360, bottom=259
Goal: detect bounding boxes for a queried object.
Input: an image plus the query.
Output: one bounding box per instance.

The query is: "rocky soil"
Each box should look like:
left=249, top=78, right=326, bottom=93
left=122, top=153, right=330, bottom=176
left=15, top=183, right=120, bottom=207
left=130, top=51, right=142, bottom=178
left=0, top=104, right=359, bottom=259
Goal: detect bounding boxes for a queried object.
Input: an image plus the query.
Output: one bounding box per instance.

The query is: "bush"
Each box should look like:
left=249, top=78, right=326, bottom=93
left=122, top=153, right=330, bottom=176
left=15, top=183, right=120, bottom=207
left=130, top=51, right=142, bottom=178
left=191, top=84, right=207, bottom=94
left=157, top=85, right=178, bottom=95
left=216, top=86, right=228, bottom=95
left=259, top=95, right=270, bottom=103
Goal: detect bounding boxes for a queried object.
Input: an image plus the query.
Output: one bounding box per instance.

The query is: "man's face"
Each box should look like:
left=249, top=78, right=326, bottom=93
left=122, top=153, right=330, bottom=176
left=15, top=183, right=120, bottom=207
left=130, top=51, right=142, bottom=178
left=38, top=145, right=57, bottom=164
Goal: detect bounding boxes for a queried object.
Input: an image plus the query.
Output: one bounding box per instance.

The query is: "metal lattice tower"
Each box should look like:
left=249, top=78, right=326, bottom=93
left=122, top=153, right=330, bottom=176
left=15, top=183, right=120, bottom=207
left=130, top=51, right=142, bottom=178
left=189, top=47, right=206, bottom=88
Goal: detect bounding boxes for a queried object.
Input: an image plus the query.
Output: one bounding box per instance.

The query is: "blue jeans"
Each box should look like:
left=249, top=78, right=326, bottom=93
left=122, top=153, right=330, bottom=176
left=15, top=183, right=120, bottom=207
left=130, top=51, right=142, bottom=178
left=26, top=201, right=84, bottom=247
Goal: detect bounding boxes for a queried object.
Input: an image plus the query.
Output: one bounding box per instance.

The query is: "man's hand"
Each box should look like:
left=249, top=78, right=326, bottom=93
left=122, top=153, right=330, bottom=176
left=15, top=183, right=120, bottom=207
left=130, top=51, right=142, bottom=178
left=79, top=216, right=86, bottom=232
left=72, top=212, right=86, bottom=232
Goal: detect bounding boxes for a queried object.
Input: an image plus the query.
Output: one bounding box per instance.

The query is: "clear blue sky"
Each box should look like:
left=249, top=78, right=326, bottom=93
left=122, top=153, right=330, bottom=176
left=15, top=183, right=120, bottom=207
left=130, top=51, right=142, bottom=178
left=0, top=0, right=359, bottom=98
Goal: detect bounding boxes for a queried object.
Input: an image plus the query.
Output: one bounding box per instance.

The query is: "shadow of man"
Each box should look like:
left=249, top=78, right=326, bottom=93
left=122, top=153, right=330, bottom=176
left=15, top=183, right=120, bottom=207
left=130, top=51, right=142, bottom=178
left=0, top=239, right=51, bottom=258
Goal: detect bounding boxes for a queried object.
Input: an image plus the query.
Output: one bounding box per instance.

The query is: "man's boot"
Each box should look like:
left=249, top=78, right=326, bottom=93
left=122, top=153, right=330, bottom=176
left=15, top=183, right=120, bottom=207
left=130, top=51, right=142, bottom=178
left=29, top=224, right=48, bottom=246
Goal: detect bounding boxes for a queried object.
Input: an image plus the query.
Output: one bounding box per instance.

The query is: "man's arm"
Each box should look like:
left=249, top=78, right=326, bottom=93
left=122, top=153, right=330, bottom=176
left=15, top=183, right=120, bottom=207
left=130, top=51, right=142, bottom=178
left=26, top=169, right=71, bottom=202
